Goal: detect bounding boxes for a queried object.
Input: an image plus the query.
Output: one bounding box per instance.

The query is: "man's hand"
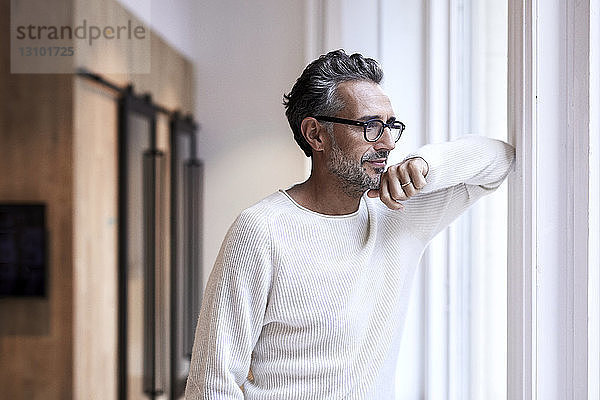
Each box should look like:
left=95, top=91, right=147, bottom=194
left=367, top=157, right=429, bottom=210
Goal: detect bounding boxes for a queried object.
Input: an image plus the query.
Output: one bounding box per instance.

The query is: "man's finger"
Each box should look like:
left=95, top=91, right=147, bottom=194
left=398, top=166, right=418, bottom=197
left=386, top=166, right=409, bottom=201
left=407, top=162, right=428, bottom=190
left=379, top=176, right=404, bottom=210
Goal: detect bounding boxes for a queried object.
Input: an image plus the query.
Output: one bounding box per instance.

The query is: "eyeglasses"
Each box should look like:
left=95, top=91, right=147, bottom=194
left=314, top=115, right=406, bottom=143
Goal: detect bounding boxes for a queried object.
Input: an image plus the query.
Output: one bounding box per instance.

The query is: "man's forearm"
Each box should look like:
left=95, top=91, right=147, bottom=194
left=406, top=135, right=515, bottom=194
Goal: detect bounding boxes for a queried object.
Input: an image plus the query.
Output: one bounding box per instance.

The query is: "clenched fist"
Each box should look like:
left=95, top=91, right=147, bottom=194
left=367, top=157, right=429, bottom=210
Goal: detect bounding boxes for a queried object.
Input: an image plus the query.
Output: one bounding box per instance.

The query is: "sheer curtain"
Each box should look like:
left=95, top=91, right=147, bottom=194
left=394, top=1, right=508, bottom=398
left=304, top=0, right=508, bottom=398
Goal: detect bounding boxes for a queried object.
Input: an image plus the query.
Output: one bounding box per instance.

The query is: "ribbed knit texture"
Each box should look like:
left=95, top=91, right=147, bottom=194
left=185, top=136, right=515, bottom=399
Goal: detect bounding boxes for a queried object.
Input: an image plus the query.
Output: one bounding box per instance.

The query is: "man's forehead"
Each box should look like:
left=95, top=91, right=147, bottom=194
left=337, top=80, right=394, bottom=118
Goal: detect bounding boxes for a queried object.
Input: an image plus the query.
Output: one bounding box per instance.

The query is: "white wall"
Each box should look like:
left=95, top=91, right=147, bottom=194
left=116, top=0, right=198, bottom=60
left=194, top=1, right=308, bottom=283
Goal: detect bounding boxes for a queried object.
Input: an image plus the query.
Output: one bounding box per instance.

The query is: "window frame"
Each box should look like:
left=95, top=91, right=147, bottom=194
left=507, top=0, right=599, bottom=398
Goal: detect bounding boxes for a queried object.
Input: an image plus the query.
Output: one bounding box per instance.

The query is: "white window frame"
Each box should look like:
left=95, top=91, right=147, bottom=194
left=507, top=0, right=600, bottom=398
left=506, top=0, right=536, bottom=396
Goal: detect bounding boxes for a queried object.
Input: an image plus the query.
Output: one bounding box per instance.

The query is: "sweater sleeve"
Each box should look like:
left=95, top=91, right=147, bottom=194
left=402, top=135, right=515, bottom=241
left=185, top=209, right=273, bottom=399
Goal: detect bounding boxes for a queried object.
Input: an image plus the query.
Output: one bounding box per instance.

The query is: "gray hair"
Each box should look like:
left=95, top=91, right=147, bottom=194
left=283, top=49, right=384, bottom=157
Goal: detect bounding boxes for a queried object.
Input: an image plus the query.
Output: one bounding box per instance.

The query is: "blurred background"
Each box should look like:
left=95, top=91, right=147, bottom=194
left=0, top=0, right=510, bottom=398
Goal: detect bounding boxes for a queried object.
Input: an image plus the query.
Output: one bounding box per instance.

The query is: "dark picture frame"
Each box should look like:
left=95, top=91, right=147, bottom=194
left=0, top=204, right=47, bottom=297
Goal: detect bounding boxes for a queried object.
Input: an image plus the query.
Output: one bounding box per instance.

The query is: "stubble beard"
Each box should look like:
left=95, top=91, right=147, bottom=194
left=327, top=141, right=388, bottom=199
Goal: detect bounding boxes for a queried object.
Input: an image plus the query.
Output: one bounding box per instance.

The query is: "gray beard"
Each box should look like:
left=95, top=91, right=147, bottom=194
left=327, top=143, right=385, bottom=198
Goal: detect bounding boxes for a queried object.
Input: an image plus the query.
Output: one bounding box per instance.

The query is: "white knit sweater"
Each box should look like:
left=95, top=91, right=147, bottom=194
left=185, top=136, right=515, bottom=399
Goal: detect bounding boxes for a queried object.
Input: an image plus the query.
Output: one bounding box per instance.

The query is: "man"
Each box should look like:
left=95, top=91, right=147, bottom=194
left=185, top=50, right=515, bottom=399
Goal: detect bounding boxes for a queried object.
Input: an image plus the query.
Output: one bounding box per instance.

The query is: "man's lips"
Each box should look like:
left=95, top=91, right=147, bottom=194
left=366, top=159, right=387, bottom=168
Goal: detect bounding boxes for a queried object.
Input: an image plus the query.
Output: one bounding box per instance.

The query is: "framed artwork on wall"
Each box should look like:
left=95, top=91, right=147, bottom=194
left=0, top=204, right=46, bottom=297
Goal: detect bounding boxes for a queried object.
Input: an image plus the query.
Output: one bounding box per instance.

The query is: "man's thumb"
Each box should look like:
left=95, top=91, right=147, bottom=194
left=367, top=189, right=379, bottom=198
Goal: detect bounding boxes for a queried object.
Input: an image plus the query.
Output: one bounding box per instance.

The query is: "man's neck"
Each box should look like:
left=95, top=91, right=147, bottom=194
left=286, top=170, right=362, bottom=216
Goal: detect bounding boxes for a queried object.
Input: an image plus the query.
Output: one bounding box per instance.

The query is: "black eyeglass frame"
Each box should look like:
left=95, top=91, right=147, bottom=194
left=314, top=115, right=406, bottom=143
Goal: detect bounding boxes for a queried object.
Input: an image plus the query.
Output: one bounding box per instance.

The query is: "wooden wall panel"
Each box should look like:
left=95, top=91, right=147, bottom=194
left=0, top=0, right=194, bottom=398
left=72, top=79, right=119, bottom=399
left=72, top=1, right=194, bottom=399
left=0, top=1, right=74, bottom=399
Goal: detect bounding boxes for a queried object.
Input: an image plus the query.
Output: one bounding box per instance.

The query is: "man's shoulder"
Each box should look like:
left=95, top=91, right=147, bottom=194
left=238, top=190, right=289, bottom=219
left=216, top=193, right=286, bottom=272
left=229, top=191, right=291, bottom=235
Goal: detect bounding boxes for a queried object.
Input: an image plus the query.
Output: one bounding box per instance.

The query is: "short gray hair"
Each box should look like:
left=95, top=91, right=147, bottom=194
left=283, top=50, right=384, bottom=157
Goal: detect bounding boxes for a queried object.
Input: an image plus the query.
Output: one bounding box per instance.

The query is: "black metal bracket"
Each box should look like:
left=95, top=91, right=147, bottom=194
left=169, top=112, right=202, bottom=399
left=76, top=67, right=188, bottom=118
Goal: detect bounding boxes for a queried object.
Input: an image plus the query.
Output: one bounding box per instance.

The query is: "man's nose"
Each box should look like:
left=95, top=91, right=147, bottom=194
left=373, top=127, right=396, bottom=151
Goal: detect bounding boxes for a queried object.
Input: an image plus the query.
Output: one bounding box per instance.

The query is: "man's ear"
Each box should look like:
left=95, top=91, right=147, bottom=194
left=301, top=117, right=327, bottom=153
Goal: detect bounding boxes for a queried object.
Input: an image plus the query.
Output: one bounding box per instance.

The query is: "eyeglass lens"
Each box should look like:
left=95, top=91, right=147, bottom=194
left=365, top=120, right=402, bottom=142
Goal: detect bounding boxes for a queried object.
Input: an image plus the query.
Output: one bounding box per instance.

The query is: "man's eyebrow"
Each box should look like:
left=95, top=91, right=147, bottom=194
left=358, top=115, right=397, bottom=122
left=358, top=115, right=383, bottom=121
